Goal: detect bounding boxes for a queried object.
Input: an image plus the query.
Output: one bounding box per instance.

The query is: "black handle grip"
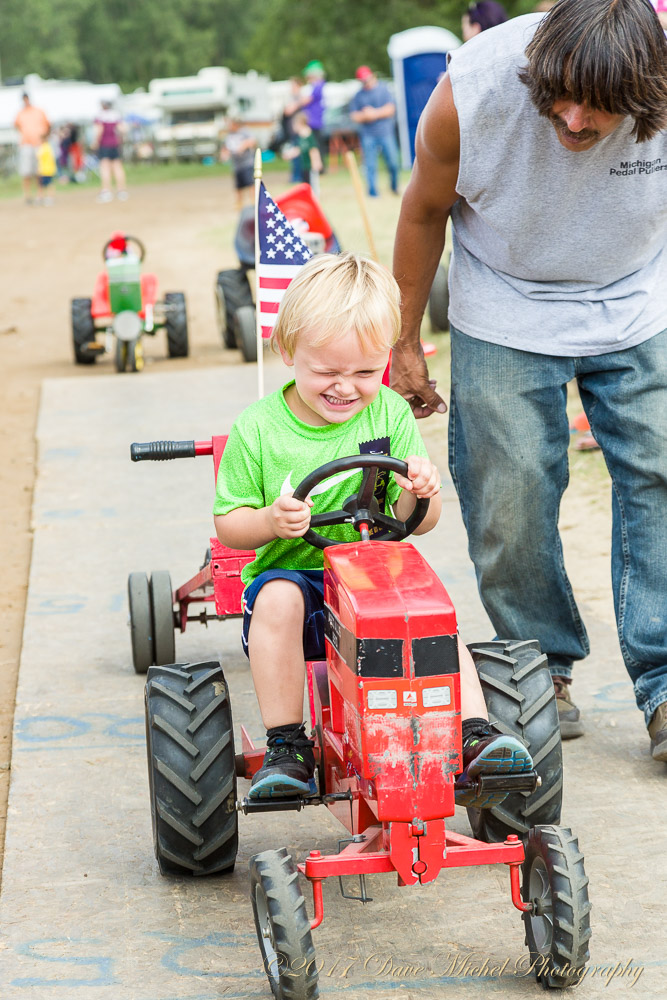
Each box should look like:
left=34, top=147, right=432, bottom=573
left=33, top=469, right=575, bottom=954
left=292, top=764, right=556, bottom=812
left=130, top=440, right=196, bottom=462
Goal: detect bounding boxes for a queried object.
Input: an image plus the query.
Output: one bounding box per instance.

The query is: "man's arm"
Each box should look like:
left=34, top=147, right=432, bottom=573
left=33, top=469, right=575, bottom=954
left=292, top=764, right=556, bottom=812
left=350, top=102, right=395, bottom=124
left=392, top=74, right=461, bottom=418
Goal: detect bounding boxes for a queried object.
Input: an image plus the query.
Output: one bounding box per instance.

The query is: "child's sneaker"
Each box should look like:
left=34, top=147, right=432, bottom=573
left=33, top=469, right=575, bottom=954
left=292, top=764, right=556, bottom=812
left=455, top=721, right=533, bottom=809
left=249, top=723, right=316, bottom=799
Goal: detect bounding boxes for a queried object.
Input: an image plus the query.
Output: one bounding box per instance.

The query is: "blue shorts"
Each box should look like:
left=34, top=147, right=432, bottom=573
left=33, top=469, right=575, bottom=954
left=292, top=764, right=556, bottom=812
left=241, top=569, right=325, bottom=660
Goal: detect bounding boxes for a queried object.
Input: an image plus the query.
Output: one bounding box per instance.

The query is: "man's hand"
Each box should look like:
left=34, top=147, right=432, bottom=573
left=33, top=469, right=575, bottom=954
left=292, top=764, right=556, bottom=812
left=394, top=455, right=441, bottom=498
left=390, top=340, right=447, bottom=419
left=268, top=493, right=314, bottom=538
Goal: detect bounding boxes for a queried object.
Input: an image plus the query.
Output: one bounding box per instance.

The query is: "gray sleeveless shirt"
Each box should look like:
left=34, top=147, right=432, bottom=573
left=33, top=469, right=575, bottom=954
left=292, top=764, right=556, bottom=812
left=447, top=14, right=667, bottom=355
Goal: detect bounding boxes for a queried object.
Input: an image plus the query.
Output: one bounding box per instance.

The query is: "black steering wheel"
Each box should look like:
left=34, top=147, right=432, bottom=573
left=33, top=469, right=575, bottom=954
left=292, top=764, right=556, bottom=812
left=293, top=455, right=430, bottom=551
left=102, top=235, right=146, bottom=261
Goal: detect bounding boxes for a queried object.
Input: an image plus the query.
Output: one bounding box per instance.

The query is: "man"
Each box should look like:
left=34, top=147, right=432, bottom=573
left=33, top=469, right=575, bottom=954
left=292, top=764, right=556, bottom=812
left=14, top=93, right=50, bottom=204
left=391, top=0, right=667, bottom=756
left=299, top=61, right=327, bottom=168
left=349, top=66, right=400, bottom=197
left=221, top=118, right=257, bottom=211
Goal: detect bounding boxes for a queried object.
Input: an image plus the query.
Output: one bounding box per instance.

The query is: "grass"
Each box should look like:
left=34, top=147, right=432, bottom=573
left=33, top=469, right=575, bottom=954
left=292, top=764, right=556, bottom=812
left=0, top=154, right=289, bottom=200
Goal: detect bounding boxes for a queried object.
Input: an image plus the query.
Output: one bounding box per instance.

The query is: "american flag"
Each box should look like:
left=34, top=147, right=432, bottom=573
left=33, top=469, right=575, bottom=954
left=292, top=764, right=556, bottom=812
left=256, top=181, right=313, bottom=339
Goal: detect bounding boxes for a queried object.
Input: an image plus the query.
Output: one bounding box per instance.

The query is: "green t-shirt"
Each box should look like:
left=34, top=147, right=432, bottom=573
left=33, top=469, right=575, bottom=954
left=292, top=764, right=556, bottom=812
left=213, top=382, right=430, bottom=587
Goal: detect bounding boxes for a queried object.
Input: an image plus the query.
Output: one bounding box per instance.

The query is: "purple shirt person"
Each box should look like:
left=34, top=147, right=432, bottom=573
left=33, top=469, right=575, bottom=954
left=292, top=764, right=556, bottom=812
left=301, top=61, right=325, bottom=132
left=462, top=1, right=508, bottom=40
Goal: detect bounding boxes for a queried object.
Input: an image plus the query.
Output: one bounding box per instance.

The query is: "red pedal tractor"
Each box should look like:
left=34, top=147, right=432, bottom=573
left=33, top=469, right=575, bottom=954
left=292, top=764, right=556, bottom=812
left=71, top=233, right=188, bottom=373
left=129, top=437, right=591, bottom=997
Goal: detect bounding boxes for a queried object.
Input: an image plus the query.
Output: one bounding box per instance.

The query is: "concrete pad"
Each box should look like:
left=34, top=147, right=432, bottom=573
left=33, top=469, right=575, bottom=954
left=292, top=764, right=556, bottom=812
left=0, top=360, right=664, bottom=999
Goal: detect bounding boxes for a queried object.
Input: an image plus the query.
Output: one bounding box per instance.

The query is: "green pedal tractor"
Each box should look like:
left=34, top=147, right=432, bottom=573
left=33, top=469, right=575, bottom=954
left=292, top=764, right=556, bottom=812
left=71, top=232, right=189, bottom=372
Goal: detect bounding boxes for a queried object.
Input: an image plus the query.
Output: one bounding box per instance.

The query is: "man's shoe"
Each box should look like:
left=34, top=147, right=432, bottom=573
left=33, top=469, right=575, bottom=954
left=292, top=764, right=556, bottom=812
left=455, top=725, right=533, bottom=809
left=553, top=676, right=584, bottom=739
left=249, top=723, right=316, bottom=799
left=648, top=703, right=667, bottom=762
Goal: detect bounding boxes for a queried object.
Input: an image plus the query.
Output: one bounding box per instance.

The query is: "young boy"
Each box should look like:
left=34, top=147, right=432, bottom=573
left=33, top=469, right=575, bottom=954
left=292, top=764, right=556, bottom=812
left=37, top=131, right=57, bottom=205
left=213, top=253, right=532, bottom=802
left=285, top=112, right=323, bottom=197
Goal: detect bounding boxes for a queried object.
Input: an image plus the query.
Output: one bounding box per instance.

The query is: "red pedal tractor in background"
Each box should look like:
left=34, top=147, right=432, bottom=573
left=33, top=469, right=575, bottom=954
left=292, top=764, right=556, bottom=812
left=129, top=438, right=592, bottom=998
left=71, top=233, right=189, bottom=373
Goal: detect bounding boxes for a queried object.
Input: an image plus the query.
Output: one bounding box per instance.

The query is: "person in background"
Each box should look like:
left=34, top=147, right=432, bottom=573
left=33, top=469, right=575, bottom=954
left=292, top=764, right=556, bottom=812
left=284, top=113, right=323, bottom=197
left=652, top=0, right=667, bottom=33
left=299, top=61, right=327, bottom=170
left=14, top=93, right=50, bottom=205
left=281, top=77, right=306, bottom=183
left=36, top=131, right=57, bottom=205
left=221, top=118, right=257, bottom=211
left=462, top=1, right=509, bottom=41
left=92, top=101, right=128, bottom=203
left=349, top=66, right=400, bottom=198
left=534, top=1, right=557, bottom=10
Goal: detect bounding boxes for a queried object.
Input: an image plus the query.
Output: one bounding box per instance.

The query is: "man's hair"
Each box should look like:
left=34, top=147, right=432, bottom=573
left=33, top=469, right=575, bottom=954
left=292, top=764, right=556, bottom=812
left=273, top=252, right=401, bottom=358
left=518, top=0, right=667, bottom=142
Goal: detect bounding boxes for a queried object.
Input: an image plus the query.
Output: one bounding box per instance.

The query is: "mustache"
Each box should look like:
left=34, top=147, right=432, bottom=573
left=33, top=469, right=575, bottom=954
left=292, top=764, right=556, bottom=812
left=548, top=112, right=599, bottom=141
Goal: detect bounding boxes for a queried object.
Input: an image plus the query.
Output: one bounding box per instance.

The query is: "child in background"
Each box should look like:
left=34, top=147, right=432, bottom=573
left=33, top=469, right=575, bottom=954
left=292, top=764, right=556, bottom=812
left=286, top=112, right=323, bottom=197
left=213, top=252, right=533, bottom=801
left=37, top=132, right=57, bottom=205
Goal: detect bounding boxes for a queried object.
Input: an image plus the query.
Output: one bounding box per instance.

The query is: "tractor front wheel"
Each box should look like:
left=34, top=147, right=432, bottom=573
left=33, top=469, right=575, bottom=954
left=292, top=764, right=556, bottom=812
left=234, top=304, right=258, bottom=363
left=250, top=848, right=319, bottom=1000
left=150, top=570, right=176, bottom=665
left=165, top=292, right=189, bottom=357
left=522, top=825, right=592, bottom=988
left=145, top=661, right=238, bottom=876
left=216, top=268, right=253, bottom=349
left=115, top=337, right=143, bottom=373
left=466, top=640, right=562, bottom=843
left=128, top=572, right=154, bottom=674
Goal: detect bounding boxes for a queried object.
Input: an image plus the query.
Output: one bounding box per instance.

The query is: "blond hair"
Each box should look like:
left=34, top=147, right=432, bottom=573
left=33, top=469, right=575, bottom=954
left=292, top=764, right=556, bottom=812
left=272, top=252, right=401, bottom=358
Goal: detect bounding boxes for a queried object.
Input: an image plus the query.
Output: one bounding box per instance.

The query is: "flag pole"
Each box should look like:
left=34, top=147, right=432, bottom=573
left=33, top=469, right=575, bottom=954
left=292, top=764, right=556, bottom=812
left=254, top=147, right=264, bottom=399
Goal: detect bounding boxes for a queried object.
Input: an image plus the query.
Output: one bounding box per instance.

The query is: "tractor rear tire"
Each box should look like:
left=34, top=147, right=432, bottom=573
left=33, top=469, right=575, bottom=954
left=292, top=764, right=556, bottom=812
left=216, top=268, right=253, bottom=349
left=466, top=640, right=562, bottom=843
left=428, top=263, right=449, bottom=332
left=250, top=848, right=319, bottom=1000
left=522, top=825, right=592, bottom=988
left=165, top=292, right=189, bottom=357
left=145, top=661, right=238, bottom=876
left=234, top=304, right=258, bottom=362
left=150, top=570, right=176, bottom=666
left=128, top=572, right=154, bottom=674
left=72, top=298, right=97, bottom=365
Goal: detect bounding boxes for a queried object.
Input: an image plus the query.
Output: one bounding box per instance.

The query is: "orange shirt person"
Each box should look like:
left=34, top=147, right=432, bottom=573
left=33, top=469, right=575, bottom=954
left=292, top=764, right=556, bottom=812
left=14, top=93, right=50, bottom=204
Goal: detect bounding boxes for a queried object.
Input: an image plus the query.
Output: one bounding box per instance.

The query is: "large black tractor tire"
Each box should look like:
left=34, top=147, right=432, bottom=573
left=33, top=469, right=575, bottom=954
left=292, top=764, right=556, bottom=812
left=250, top=848, right=320, bottom=1000
left=466, top=639, right=562, bottom=842
left=149, top=570, right=176, bottom=666
left=165, top=292, right=189, bottom=357
left=128, top=572, right=154, bottom=674
left=522, top=825, right=592, bottom=988
left=428, top=263, right=449, bottom=332
left=145, top=661, right=238, bottom=876
left=71, top=297, right=97, bottom=364
left=234, top=304, right=258, bottom=363
left=216, top=268, right=253, bottom=349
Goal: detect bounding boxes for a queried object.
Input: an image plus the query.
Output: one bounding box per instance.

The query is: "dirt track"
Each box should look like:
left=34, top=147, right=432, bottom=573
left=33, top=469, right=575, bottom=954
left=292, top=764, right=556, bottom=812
left=0, top=172, right=615, bottom=878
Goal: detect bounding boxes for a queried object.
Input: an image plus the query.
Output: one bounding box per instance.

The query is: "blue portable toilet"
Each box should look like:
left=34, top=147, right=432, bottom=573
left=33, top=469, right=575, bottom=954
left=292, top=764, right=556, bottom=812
left=388, top=26, right=461, bottom=170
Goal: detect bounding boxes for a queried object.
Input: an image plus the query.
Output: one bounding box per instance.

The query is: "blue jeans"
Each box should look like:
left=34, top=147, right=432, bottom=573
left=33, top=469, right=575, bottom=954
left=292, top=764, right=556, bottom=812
left=360, top=132, right=399, bottom=197
left=448, top=325, right=667, bottom=725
